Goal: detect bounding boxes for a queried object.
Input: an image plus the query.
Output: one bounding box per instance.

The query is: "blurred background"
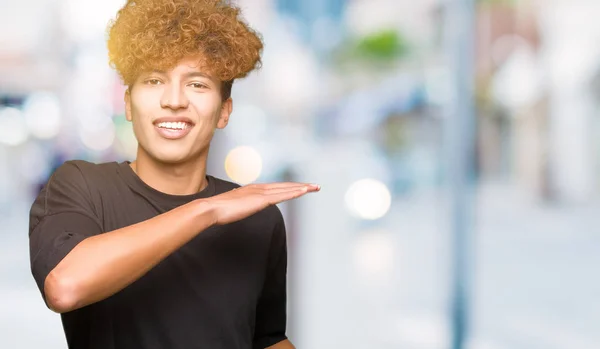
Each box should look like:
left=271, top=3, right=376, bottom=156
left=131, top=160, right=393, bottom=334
left=1, top=0, right=600, bottom=348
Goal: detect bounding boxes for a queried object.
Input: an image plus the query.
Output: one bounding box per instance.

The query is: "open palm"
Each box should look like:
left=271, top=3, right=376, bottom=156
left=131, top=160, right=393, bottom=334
left=207, top=182, right=320, bottom=225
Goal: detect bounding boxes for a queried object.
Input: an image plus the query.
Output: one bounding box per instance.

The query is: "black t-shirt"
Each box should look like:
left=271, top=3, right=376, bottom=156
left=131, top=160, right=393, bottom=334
left=28, top=160, right=288, bottom=349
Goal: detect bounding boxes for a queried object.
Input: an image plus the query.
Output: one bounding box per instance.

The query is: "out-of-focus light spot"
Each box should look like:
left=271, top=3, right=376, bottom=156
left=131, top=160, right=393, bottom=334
left=79, top=112, right=114, bottom=133
left=493, top=45, right=543, bottom=109
left=80, top=121, right=116, bottom=151
left=0, top=107, right=29, bottom=146
left=345, top=178, right=391, bottom=220
left=22, top=92, right=62, bottom=139
left=353, top=229, right=395, bottom=283
left=225, top=146, right=263, bottom=185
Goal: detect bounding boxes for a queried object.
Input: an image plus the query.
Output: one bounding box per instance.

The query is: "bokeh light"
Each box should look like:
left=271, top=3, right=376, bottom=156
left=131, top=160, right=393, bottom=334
left=345, top=178, right=392, bottom=220
left=224, top=145, right=263, bottom=185
left=22, top=92, right=62, bottom=139
left=79, top=121, right=116, bottom=151
left=0, top=107, right=29, bottom=146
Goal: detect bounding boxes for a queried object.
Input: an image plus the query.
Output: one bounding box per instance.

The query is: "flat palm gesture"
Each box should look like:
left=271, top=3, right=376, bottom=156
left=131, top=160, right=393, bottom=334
left=207, top=182, right=320, bottom=225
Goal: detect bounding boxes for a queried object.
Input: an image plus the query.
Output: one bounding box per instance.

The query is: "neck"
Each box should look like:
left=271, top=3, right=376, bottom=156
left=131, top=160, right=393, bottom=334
left=130, top=147, right=209, bottom=196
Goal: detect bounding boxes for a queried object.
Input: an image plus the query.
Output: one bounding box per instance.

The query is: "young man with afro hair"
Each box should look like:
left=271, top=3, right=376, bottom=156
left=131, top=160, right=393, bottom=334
left=28, top=1, right=319, bottom=348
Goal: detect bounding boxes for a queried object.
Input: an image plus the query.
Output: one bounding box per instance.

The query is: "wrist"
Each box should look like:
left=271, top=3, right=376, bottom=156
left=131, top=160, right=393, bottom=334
left=193, top=198, right=217, bottom=227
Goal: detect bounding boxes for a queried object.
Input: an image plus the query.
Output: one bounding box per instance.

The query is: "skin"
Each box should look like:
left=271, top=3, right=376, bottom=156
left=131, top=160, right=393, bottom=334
left=125, top=56, right=230, bottom=196
left=44, top=55, right=315, bottom=348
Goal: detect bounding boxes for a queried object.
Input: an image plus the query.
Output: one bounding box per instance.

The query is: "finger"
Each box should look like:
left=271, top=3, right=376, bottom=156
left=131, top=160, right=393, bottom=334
left=266, top=187, right=316, bottom=205
left=265, top=184, right=321, bottom=195
left=260, top=182, right=320, bottom=190
left=264, top=186, right=308, bottom=195
left=263, top=185, right=314, bottom=193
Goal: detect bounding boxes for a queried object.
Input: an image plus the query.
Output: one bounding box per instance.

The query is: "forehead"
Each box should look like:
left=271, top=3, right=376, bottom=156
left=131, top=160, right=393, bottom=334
left=142, top=56, right=217, bottom=78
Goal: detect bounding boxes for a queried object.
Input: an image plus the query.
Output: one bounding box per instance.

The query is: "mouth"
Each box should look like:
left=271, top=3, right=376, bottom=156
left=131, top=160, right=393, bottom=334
left=153, top=118, right=194, bottom=140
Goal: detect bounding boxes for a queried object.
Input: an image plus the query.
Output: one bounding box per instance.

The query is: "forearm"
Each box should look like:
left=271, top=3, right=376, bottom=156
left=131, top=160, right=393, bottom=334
left=44, top=199, right=214, bottom=313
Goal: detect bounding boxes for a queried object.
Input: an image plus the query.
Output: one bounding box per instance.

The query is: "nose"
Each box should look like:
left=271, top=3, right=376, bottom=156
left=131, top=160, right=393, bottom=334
left=160, top=83, right=189, bottom=110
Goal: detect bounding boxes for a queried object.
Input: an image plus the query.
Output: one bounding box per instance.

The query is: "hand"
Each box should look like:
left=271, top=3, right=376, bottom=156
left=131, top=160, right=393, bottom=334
left=205, top=182, right=320, bottom=226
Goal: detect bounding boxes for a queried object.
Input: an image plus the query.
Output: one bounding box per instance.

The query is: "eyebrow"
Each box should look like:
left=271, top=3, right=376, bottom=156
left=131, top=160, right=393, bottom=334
left=184, top=72, right=212, bottom=79
left=148, top=70, right=212, bottom=79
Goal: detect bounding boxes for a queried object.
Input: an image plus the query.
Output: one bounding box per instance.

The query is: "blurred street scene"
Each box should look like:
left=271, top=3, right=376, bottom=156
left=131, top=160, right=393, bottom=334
left=1, top=0, right=599, bottom=348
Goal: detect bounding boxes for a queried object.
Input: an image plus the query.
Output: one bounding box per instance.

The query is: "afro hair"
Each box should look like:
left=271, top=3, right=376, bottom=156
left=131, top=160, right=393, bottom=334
left=107, top=0, right=264, bottom=99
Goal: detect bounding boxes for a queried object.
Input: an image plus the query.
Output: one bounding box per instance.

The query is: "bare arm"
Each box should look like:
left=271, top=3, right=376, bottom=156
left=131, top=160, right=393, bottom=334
left=45, top=182, right=319, bottom=313
left=44, top=199, right=213, bottom=313
left=267, top=339, right=295, bottom=349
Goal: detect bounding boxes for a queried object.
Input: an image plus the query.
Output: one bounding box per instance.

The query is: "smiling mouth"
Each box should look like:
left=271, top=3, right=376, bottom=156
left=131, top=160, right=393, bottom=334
left=155, top=121, right=192, bottom=130
left=154, top=121, right=194, bottom=139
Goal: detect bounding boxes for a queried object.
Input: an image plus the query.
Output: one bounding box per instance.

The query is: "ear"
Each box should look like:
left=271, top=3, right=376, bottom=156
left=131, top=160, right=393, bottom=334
left=124, top=88, right=132, bottom=122
left=216, top=98, right=233, bottom=129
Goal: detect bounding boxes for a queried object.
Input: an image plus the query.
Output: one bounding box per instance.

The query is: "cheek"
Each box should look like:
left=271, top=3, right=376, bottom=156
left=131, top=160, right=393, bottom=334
left=189, top=94, right=222, bottom=118
left=129, top=102, right=157, bottom=140
left=130, top=93, right=158, bottom=123
left=129, top=113, right=147, bottom=141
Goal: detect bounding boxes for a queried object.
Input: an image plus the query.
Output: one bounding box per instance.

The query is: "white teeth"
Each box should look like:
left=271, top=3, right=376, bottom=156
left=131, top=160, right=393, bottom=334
left=157, top=121, right=189, bottom=130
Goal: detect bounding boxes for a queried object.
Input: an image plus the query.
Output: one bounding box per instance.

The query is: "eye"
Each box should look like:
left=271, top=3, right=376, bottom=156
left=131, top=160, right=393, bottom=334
left=188, top=82, right=208, bottom=89
left=145, top=78, right=162, bottom=85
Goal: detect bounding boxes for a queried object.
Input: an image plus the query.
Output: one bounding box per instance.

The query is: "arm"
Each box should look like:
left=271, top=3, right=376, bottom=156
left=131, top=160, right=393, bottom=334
left=35, top=171, right=319, bottom=313
left=267, top=339, right=295, bottom=349
left=44, top=199, right=213, bottom=313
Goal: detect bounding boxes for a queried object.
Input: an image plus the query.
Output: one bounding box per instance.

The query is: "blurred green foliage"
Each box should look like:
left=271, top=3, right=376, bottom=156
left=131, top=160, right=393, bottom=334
left=332, top=28, right=410, bottom=72
left=354, top=29, right=409, bottom=61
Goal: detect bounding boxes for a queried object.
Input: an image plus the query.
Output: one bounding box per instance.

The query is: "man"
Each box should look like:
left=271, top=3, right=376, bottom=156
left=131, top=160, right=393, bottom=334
left=28, top=1, right=319, bottom=348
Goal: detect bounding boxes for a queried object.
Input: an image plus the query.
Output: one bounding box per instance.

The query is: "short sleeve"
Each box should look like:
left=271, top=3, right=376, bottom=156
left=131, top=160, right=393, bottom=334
left=253, top=215, right=289, bottom=348
left=29, top=161, right=103, bottom=304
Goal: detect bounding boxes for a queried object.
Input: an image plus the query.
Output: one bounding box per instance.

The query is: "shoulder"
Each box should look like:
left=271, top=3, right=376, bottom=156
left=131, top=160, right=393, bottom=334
left=51, top=159, right=106, bottom=179
left=44, top=159, right=121, bottom=208
left=60, top=159, right=118, bottom=177
left=46, top=160, right=93, bottom=194
left=52, top=160, right=121, bottom=189
left=30, top=160, right=110, bottom=230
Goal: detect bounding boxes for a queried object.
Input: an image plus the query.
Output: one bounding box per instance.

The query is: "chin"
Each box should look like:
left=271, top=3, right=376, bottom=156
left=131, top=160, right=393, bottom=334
left=137, top=139, right=207, bottom=165
left=152, top=152, right=192, bottom=165
left=146, top=146, right=206, bottom=166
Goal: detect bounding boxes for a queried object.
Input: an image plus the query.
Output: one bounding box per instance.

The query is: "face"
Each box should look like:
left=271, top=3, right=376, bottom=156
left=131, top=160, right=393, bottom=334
left=125, top=56, right=232, bottom=164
